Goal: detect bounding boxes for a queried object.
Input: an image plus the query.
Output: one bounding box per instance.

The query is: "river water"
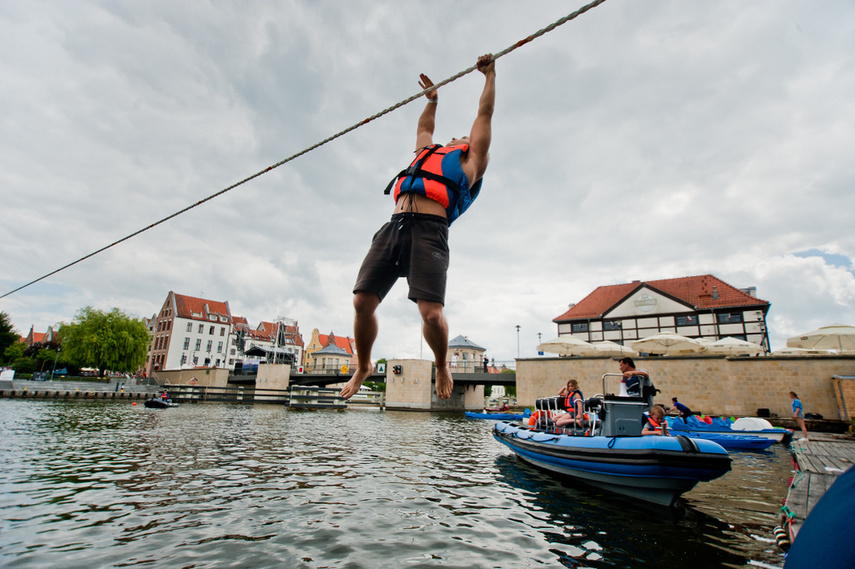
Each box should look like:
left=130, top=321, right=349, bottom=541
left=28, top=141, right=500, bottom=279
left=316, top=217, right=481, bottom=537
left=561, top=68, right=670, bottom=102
left=0, top=399, right=791, bottom=568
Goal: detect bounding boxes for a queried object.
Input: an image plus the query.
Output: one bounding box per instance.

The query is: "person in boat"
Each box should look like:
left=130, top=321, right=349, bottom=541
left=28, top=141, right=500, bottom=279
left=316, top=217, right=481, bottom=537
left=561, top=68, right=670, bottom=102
left=789, top=391, right=809, bottom=440
left=161, top=389, right=169, bottom=401
left=485, top=402, right=510, bottom=412
left=554, top=379, right=585, bottom=428
left=340, top=53, right=496, bottom=402
left=642, top=405, right=669, bottom=435
left=668, top=397, right=693, bottom=421
left=618, top=357, right=653, bottom=410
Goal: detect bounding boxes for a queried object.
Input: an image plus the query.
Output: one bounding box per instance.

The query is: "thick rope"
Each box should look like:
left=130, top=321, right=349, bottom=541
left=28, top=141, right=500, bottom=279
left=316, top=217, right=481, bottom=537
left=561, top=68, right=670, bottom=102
left=0, top=0, right=608, bottom=300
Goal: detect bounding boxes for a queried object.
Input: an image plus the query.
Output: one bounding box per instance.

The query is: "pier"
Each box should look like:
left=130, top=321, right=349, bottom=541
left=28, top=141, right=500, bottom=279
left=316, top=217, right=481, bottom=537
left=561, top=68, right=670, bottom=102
left=780, top=434, right=855, bottom=548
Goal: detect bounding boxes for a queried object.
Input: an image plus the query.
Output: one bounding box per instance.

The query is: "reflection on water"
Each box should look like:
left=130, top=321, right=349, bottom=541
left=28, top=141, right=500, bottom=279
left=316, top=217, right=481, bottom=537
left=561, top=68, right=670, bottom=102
left=0, top=400, right=790, bottom=568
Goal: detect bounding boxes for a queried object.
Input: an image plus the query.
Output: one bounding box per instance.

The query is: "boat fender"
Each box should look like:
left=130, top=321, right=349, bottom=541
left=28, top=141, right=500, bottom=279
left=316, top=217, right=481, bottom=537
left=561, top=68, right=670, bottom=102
left=773, top=525, right=791, bottom=550
left=675, top=435, right=700, bottom=453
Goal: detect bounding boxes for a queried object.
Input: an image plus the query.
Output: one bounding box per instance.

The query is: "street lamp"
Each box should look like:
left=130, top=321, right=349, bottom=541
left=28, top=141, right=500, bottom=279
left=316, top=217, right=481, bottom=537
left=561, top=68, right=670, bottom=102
left=515, top=325, right=521, bottom=358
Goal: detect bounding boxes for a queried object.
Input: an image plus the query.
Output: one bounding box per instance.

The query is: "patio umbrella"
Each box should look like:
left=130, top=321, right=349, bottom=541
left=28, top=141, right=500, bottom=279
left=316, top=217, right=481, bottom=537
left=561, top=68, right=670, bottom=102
left=631, top=332, right=704, bottom=356
left=536, top=336, right=595, bottom=356
left=786, top=324, right=855, bottom=353
left=590, top=341, right=639, bottom=357
left=770, top=347, right=832, bottom=356
left=702, top=337, right=764, bottom=356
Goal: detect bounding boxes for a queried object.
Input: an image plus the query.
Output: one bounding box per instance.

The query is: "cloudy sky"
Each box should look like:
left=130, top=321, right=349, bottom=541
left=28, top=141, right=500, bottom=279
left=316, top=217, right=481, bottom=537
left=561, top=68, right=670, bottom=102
left=2, top=1, right=854, bottom=364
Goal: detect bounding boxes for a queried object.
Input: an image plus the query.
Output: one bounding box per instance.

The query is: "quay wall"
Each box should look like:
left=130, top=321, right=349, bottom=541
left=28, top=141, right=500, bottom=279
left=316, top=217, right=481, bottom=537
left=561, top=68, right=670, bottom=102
left=517, top=355, right=855, bottom=420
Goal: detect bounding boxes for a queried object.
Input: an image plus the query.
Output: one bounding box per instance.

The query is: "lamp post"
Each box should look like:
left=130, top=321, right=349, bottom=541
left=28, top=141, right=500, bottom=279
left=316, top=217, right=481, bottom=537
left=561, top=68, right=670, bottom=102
left=515, top=325, right=521, bottom=358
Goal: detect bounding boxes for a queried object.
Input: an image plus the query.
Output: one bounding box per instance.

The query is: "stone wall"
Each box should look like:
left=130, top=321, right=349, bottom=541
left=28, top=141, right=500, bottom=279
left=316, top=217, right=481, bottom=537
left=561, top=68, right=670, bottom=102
left=153, top=368, right=230, bottom=388
left=385, top=359, right=433, bottom=410
left=256, top=364, right=291, bottom=391
left=517, top=355, right=855, bottom=419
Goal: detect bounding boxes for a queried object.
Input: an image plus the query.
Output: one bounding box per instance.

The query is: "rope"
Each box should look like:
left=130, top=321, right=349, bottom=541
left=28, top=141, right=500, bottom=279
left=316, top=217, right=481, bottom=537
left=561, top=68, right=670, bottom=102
left=0, top=0, right=609, bottom=300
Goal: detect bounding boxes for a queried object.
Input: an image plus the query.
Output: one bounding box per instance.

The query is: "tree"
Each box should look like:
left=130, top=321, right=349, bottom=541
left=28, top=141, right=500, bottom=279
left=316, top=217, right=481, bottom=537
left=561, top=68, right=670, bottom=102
left=0, top=311, right=19, bottom=365
left=59, top=307, right=151, bottom=377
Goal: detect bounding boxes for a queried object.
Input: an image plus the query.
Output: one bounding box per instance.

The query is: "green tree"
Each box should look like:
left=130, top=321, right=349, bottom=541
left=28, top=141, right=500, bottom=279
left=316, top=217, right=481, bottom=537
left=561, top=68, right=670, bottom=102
left=0, top=311, right=19, bottom=365
left=59, top=307, right=151, bottom=377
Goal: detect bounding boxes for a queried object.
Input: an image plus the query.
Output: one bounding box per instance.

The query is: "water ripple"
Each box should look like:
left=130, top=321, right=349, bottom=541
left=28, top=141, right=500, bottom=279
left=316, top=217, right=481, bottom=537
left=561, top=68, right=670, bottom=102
left=0, top=400, right=791, bottom=568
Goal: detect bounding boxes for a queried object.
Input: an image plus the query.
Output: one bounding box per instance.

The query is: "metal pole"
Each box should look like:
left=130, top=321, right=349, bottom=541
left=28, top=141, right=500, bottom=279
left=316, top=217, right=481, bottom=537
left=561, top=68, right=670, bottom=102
left=50, top=348, right=60, bottom=381
left=516, top=325, right=521, bottom=358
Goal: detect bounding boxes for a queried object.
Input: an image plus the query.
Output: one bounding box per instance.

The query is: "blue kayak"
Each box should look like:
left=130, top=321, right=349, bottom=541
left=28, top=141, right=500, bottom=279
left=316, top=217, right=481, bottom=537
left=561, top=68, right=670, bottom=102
left=673, top=430, right=775, bottom=451
left=466, top=411, right=525, bottom=421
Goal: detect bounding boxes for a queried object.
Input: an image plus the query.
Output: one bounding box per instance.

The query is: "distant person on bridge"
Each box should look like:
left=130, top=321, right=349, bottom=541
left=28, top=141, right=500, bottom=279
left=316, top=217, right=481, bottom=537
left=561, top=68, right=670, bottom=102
left=341, top=54, right=496, bottom=400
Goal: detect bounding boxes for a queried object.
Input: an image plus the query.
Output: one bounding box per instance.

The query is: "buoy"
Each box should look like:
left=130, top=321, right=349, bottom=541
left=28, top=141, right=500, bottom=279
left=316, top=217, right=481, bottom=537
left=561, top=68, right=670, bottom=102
left=774, top=525, right=791, bottom=550
left=132, top=402, right=137, bottom=406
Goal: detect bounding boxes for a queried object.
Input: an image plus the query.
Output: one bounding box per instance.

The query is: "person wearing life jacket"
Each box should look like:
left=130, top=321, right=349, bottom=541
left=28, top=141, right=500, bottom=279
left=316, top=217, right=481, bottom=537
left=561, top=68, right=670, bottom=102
left=642, top=405, right=669, bottom=435
left=555, top=379, right=585, bottom=428
left=341, top=54, right=496, bottom=401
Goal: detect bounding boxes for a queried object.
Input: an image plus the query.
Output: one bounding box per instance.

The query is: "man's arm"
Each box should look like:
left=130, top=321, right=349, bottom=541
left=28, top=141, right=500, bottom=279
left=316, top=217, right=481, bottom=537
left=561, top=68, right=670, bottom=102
left=415, top=73, right=438, bottom=151
left=463, top=54, right=496, bottom=184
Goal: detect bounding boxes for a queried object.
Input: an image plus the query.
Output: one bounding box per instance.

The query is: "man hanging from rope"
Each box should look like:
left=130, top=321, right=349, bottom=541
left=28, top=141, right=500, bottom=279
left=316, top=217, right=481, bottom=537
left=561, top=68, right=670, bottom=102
left=340, top=53, right=496, bottom=400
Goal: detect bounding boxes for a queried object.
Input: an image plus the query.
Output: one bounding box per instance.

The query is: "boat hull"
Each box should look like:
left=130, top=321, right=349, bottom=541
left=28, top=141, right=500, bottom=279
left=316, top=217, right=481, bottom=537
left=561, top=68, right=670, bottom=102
left=667, top=417, right=793, bottom=444
left=493, top=422, right=731, bottom=507
left=675, top=431, right=775, bottom=451
left=144, top=398, right=177, bottom=409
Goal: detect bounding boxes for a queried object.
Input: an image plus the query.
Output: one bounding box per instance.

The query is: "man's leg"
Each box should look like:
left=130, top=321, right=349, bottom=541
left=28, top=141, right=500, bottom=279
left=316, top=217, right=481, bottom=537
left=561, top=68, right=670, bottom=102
left=418, top=299, right=453, bottom=399
left=340, top=292, right=381, bottom=399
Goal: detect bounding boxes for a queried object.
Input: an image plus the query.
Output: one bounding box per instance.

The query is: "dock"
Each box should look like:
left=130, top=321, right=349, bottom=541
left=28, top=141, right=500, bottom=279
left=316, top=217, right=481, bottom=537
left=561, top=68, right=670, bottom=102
left=780, top=433, right=855, bottom=548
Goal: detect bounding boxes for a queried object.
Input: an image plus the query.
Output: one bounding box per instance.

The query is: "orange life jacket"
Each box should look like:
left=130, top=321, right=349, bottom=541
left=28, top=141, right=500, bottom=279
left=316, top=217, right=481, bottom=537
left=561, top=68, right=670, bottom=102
left=384, top=144, right=482, bottom=225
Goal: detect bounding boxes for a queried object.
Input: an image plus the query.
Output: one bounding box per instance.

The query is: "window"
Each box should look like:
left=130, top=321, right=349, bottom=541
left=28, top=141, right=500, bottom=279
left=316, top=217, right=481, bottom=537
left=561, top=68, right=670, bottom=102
left=209, top=325, right=215, bottom=335
left=181, top=355, right=187, bottom=365
left=195, top=339, right=201, bottom=350
left=716, top=313, right=743, bottom=324
left=571, top=322, right=589, bottom=333
left=206, top=340, right=212, bottom=353
left=183, top=337, right=190, bottom=350
left=198, top=324, right=204, bottom=333
left=676, top=315, right=697, bottom=326
left=186, top=323, right=192, bottom=332
left=220, top=327, right=225, bottom=336
left=217, top=341, right=223, bottom=353
left=603, top=321, right=622, bottom=331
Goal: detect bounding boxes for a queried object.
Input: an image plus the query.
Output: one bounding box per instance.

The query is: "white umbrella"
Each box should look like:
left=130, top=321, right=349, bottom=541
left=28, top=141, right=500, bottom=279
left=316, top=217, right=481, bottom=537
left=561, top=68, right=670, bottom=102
left=703, top=337, right=764, bottom=356
left=537, top=336, right=595, bottom=356
left=770, top=347, right=832, bottom=356
left=631, top=332, right=704, bottom=355
left=786, top=324, right=855, bottom=353
left=590, top=341, right=639, bottom=357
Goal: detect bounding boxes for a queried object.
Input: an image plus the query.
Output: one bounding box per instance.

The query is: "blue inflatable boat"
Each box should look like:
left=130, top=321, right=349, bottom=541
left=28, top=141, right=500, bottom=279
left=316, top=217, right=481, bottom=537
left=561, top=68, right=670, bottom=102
left=492, top=376, right=731, bottom=506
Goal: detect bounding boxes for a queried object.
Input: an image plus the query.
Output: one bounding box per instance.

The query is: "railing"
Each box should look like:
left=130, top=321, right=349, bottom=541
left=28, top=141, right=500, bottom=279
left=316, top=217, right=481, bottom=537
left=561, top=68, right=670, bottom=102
left=447, top=360, right=516, bottom=373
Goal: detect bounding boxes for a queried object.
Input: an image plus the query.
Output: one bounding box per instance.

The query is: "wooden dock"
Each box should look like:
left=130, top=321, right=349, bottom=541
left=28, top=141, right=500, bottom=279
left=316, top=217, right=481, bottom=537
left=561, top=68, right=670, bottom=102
left=780, top=433, right=855, bottom=547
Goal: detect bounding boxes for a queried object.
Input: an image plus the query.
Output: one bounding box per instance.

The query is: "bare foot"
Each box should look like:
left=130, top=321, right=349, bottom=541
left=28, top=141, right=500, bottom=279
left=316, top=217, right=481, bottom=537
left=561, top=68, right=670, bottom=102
left=340, top=368, right=372, bottom=399
left=435, top=366, right=453, bottom=399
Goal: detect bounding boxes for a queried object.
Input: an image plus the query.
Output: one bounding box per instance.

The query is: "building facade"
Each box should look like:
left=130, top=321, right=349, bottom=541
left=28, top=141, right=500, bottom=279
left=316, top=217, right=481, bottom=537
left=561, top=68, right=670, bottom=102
left=553, top=275, right=771, bottom=352
left=304, top=329, right=357, bottom=373
left=448, top=335, right=487, bottom=372
left=145, top=292, right=234, bottom=376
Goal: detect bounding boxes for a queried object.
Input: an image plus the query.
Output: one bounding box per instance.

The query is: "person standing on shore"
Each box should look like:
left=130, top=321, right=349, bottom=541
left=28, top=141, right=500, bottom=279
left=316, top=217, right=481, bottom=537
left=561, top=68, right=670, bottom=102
left=340, top=54, right=497, bottom=400
left=789, top=391, right=809, bottom=440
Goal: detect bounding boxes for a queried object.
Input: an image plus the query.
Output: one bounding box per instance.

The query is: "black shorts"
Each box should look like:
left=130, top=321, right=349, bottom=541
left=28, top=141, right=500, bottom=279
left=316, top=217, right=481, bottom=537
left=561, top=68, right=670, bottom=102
left=353, top=213, right=449, bottom=304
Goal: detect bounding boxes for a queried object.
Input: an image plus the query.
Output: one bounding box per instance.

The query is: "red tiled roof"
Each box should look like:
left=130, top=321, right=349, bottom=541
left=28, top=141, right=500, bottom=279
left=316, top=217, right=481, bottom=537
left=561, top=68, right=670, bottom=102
left=172, top=292, right=232, bottom=323
left=320, top=333, right=355, bottom=355
left=554, top=274, right=769, bottom=322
